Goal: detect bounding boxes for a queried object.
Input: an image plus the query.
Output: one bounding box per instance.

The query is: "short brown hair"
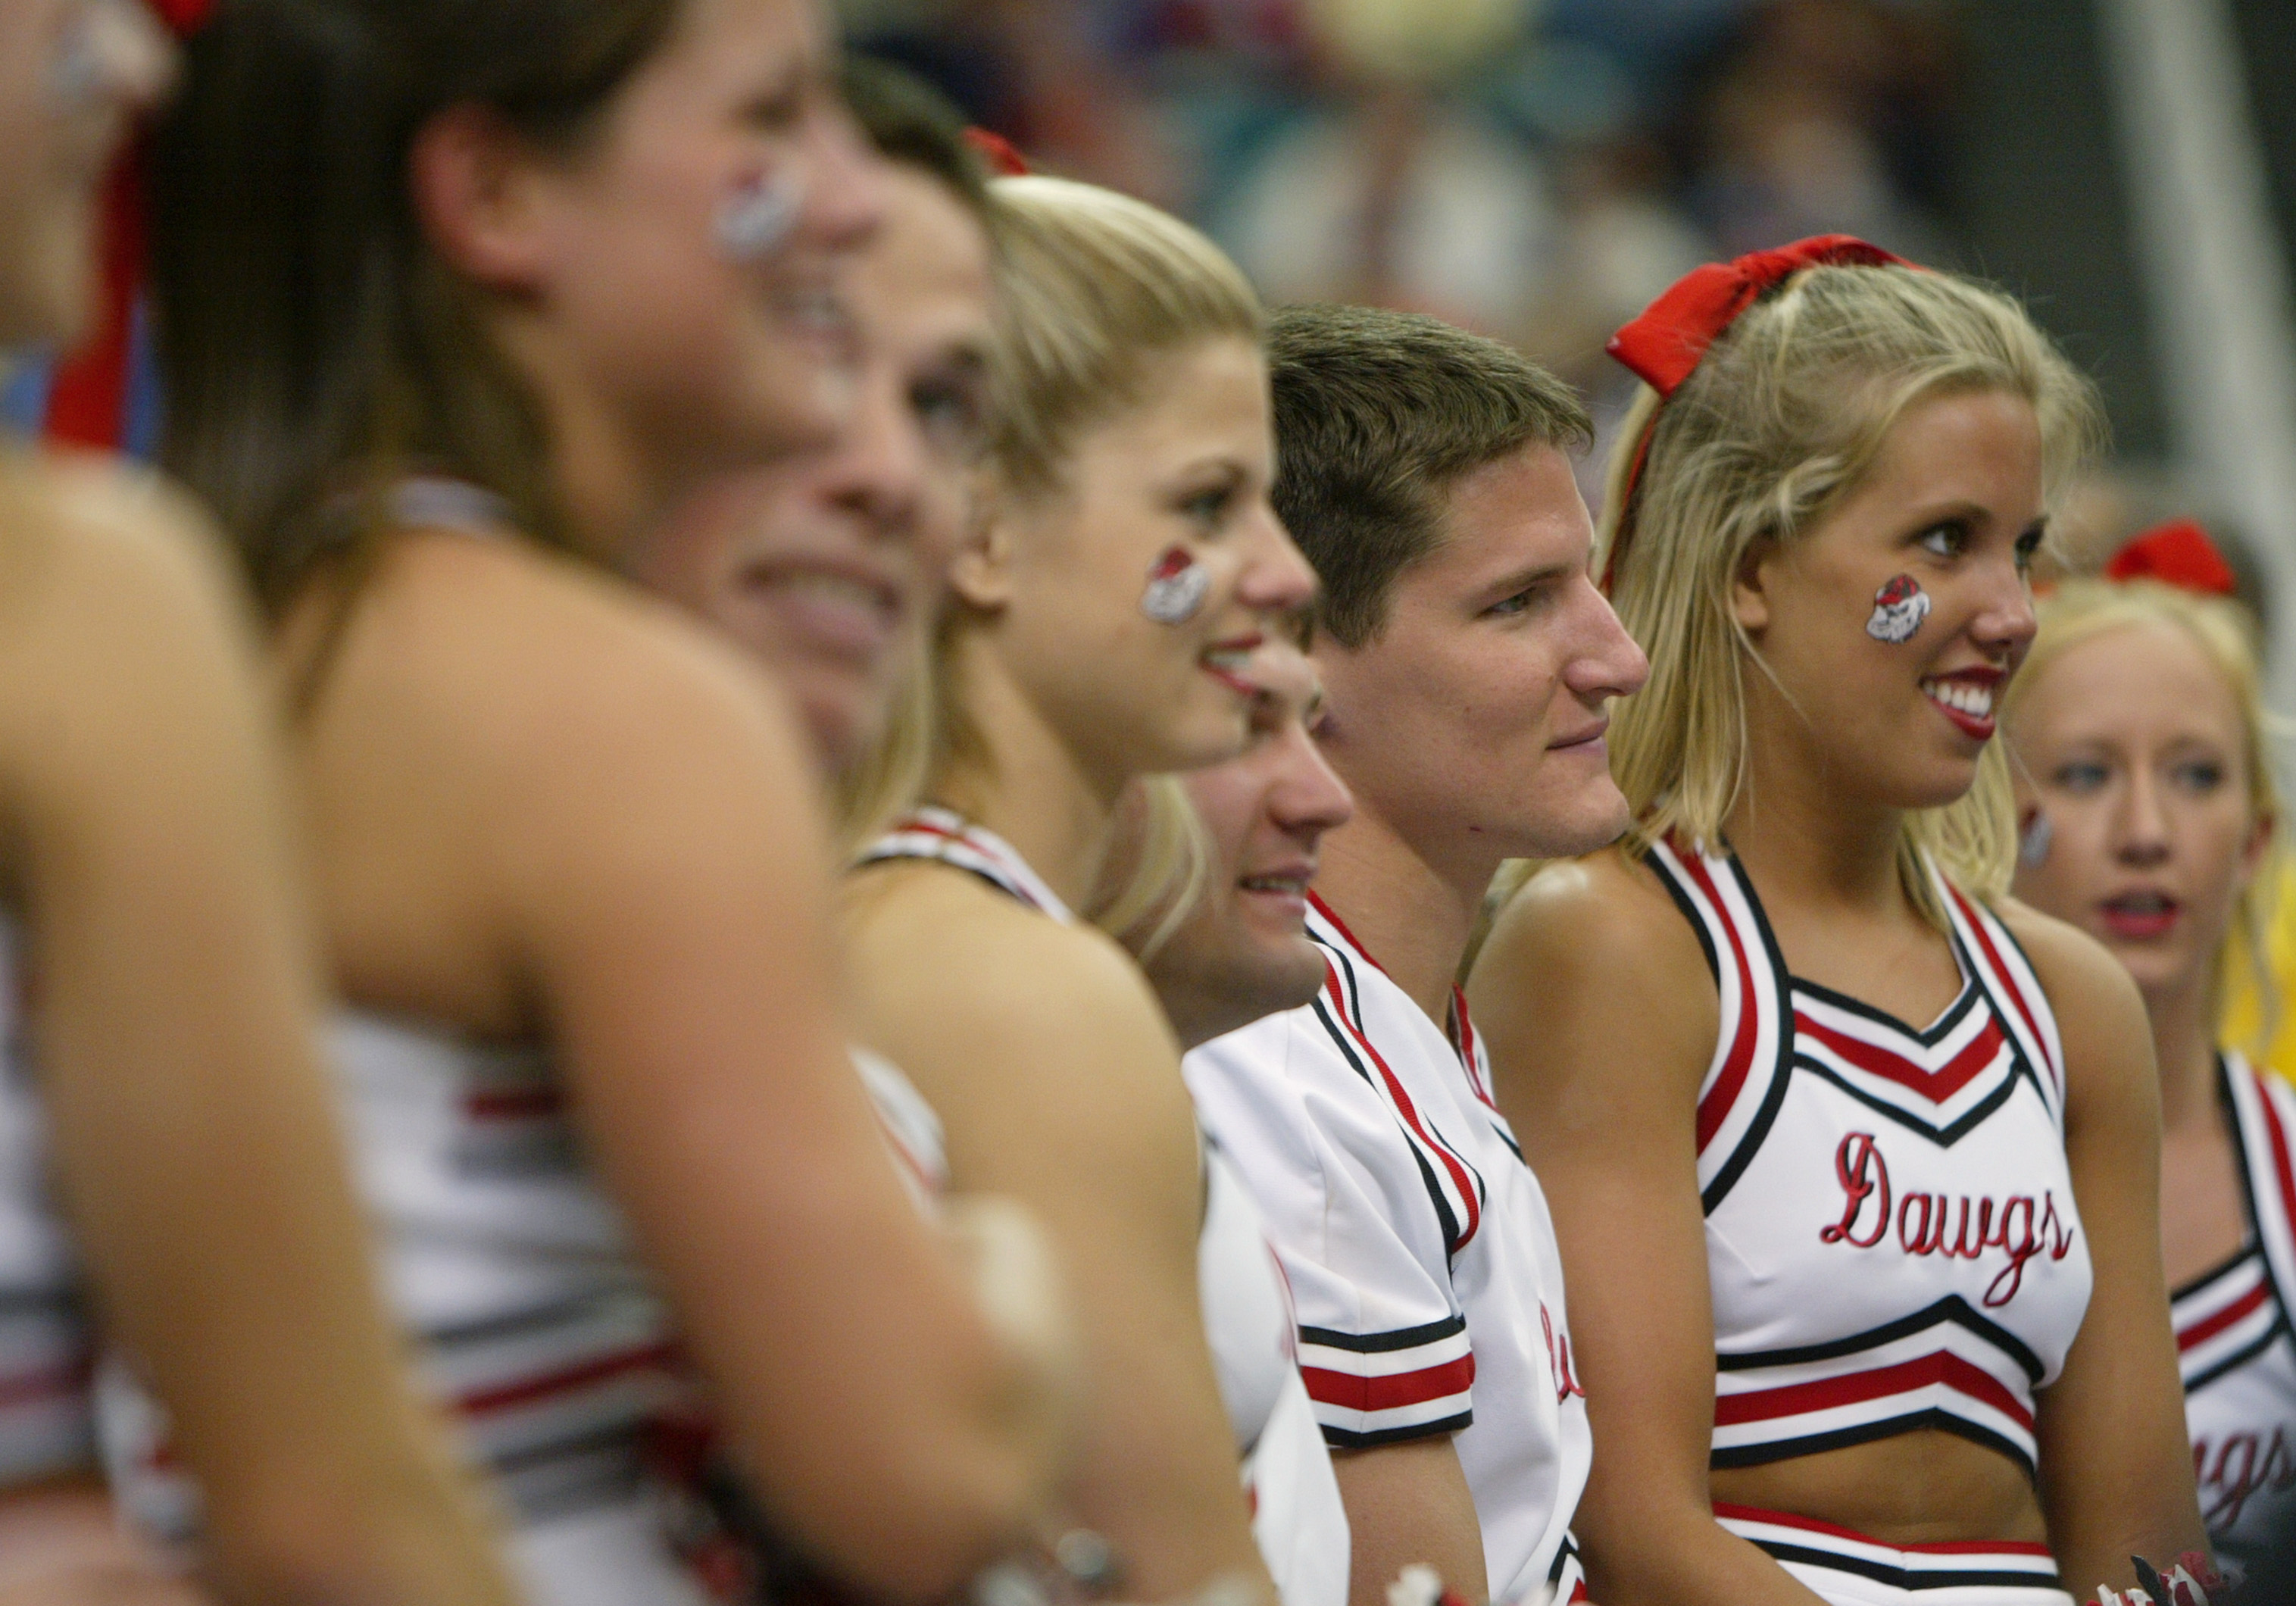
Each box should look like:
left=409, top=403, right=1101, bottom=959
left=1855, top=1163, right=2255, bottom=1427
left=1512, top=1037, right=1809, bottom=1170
left=841, top=57, right=990, bottom=224
left=1267, top=305, right=1592, bottom=647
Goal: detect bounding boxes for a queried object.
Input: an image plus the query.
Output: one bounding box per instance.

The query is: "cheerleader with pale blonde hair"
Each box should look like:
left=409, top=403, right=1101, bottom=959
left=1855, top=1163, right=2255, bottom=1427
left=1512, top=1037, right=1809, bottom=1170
left=1470, top=237, right=2207, bottom=1606
left=2004, top=522, right=2294, bottom=1572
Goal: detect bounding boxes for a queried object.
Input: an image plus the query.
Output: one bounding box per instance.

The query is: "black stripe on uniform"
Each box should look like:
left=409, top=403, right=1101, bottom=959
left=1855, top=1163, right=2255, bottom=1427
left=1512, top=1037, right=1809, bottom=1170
left=1298, top=1313, right=1467, bottom=1353
left=1748, top=1539, right=2060, bottom=1592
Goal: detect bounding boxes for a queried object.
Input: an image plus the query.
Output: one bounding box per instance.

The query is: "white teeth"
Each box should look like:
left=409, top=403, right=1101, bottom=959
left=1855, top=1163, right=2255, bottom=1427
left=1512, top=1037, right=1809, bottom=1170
left=1921, top=678, right=1994, bottom=719
left=1239, top=876, right=1306, bottom=892
left=783, top=574, right=887, bottom=613
left=1203, top=647, right=1253, bottom=672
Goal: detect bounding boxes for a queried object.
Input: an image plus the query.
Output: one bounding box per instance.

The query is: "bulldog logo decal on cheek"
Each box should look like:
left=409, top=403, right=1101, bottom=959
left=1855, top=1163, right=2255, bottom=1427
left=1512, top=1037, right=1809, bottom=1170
left=715, top=166, right=804, bottom=261
left=1866, top=574, right=1932, bottom=644
left=1141, top=546, right=1210, bottom=625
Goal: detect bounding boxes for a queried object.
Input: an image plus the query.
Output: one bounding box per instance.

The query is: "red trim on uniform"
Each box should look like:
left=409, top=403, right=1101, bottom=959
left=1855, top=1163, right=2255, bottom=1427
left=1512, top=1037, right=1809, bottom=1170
left=1320, top=963, right=1483, bottom=1253
left=464, top=1086, right=564, bottom=1120
left=2253, top=1076, right=2296, bottom=1269
left=1451, top=986, right=1501, bottom=1112
left=455, top=1341, right=680, bottom=1417
left=1713, top=1349, right=2032, bottom=1432
left=0, top=1357, right=92, bottom=1411
left=1306, top=892, right=1387, bottom=977
left=881, top=815, right=1050, bottom=913
left=1675, top=850, right=1760, bottom=1153
left=1792, top=1010, right=2004, bottom=1105
left=1946, top=886, right=2058, bottom=1095
left=1300, top=1352, right=1475, bottom=1414
left=1712, top=1503, right=2054, bottom=1558
left=2177, top=1279, right=2272, bottom=1351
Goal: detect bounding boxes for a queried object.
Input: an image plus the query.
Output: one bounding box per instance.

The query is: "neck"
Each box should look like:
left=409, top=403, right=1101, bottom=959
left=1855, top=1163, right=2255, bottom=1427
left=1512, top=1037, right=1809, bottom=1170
left=1727, top=685, right=1909, bottom=920
left=1310, top=799, right=1483, bottom=1027
left=936, top=632, right=1120, bottom=913
left=2148, top=964, right=2223, bottom=1135
left=495, top=311, right=654, bottom=563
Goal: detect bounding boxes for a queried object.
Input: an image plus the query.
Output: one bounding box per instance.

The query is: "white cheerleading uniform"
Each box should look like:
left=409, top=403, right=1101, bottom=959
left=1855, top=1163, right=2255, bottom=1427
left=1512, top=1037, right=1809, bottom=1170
left=2173, top=1051, right=2296, bottom=1568
left=857, top=808, right=1351, bottom=1606
left=1645, top=839, right=2092, bottom=1606
left=103, top=1012, right=714, bottom=1606
left=0, top=923, right=97, bottom=1495
left=1185, top=894, right=1592, bottom=1606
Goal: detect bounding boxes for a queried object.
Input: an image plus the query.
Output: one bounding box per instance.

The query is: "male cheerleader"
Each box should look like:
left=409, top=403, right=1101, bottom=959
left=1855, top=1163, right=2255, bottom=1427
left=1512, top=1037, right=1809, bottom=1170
left=1183, top=306, right=1647, bottom=1606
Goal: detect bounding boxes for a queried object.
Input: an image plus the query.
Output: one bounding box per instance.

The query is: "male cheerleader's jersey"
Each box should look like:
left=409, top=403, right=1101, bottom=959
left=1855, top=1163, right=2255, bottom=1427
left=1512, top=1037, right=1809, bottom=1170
left=857, top=808, right=1352, bottom=1606
left=1184, top=894, right=1594, bottom=1606
left=1647, top=839, right=2092, bottom=1605
left=0, top=923, right=96, bottom=1493
left=2172, top=1050, right=2296, bottom=1569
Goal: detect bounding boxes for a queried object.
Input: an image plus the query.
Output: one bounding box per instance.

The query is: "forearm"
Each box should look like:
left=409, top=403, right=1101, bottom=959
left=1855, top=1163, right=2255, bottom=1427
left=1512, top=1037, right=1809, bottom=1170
left=1579, top=1502, right=1832, bottom=1606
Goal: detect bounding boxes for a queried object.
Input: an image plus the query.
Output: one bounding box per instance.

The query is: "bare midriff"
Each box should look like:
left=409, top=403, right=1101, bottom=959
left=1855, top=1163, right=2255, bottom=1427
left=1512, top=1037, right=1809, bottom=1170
left=1710, top=1429, right=2048, bottom=1545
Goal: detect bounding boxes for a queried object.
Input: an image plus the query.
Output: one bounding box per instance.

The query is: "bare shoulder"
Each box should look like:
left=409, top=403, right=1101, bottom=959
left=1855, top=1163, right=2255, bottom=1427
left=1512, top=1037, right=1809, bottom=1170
left=843, top=864, right=1199, bottom=1175
left=1473, top=848, right=1713, bottom=1028
left=332, top=530, right=808, bottom=789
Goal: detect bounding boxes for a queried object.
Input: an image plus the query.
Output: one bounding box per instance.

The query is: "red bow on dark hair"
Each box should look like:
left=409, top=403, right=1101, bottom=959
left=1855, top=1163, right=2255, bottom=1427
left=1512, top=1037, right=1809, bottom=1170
left=2104, top=519, right=2239, bottom=596
left=1607, top=233, right=1908, bottom=398
left=41, top=0, right=217, bottom=451
left=1598, top=233, right=1910, bottom=592
left=963, top=127, right=1029, bottom=177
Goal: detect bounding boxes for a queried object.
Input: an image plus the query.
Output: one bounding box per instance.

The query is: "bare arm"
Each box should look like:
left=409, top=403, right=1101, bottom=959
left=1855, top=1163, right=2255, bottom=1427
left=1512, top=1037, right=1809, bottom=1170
left=846, top=873, right=1274, bottom=1604
left=498, top=622, right=1067, bottom=1603
left=2007, top=902, right=2209, bottom=1595
left=1466, top=858, right=1826, bottom=1606
left=1332, top=1439, right=1487, bottom=1606
left=0, top=467, right=515, bottom=1606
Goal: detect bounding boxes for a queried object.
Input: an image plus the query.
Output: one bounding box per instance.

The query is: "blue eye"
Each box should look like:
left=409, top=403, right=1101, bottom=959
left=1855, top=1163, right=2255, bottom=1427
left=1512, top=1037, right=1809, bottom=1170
left=2054, top=761, right=2109, bottom=794
left=2173, top=760, right=2226, bottom=793
left=2014, top=526, right=2046, bottom=572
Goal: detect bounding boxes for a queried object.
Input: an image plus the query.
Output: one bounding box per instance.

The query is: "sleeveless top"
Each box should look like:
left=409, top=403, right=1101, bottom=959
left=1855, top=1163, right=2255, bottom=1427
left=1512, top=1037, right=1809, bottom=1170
left=2173, top=1051, right=2296, bottom=1567
left=0, top=920, right=97, bottom=1492
left=1645, top=840, right=2095, bottom=1479
left=103, top=1011, right=692, bottom=1542
left=857, top=808, right=1351, bottom=1606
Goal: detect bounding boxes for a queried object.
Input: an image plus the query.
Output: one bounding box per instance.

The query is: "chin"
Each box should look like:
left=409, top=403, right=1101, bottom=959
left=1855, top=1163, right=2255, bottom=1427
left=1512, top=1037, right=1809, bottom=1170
left=1517, top=783, right=1635, bottom=860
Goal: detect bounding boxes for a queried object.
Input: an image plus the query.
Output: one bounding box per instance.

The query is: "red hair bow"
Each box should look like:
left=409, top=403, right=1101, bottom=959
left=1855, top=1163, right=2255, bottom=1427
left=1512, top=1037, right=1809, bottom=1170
left=2104, top=519, right=2239, bottom=596
left=1607, top=234, right=1907, bottom=398
left=1599, top=233, right=1909, bottom=592
left=963, top=127, right=1029, bottom=177
left=41, top=0, right=217, bottom=451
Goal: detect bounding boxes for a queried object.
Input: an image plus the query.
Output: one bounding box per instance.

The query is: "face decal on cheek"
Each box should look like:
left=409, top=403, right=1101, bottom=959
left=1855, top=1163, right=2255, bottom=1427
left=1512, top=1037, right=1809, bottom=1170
left=1866, top=573, right=1932, bottom=644
left=715, top=165, right=804, bottom=262
left=1141, top=545, right=1210, bottom=625
left=2018, top=808, right=2054, bottom=869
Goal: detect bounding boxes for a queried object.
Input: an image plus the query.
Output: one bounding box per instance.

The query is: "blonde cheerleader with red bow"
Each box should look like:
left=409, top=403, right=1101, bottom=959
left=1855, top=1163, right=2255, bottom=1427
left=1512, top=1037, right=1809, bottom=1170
left=1469, top=239, right=2209, bottom=1606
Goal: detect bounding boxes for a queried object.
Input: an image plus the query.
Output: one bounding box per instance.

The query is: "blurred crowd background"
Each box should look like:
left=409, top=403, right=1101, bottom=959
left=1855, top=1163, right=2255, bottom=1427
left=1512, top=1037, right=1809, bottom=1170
left=839, top=0, right=2296, bottom=611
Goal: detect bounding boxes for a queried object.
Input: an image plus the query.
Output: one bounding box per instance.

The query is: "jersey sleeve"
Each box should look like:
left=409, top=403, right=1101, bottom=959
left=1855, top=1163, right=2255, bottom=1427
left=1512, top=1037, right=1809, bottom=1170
left=1185, top=1011, right=1474, bottom=1448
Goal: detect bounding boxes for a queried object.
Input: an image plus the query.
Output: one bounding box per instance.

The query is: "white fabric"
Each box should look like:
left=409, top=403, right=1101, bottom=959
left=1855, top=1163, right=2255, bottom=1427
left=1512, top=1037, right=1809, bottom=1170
left=1645, top=841, right=2093, bottom=1482
left=102, top=1011, right=699, bottom=1604
left=1185, top=897, right=1591, bottom=1606
left=2177, top=1051, right=2296, bottom=1569
left=858, top=813, right=1351, bottom=1606
left=1716, top=1506, right=2072, bottom=1606
left=0, top=920, right=95, bottom=1492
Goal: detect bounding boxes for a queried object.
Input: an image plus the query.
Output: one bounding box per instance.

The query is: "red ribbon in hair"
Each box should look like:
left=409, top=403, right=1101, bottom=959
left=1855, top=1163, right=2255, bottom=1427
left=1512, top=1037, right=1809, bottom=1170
left=41, top=0, right=217, bottom=451
left=963, top=127, right=1029, bottom=177
left=1599, top=233, right=1910, bottom=591
left=2104, top=519, right=2239, bottom=596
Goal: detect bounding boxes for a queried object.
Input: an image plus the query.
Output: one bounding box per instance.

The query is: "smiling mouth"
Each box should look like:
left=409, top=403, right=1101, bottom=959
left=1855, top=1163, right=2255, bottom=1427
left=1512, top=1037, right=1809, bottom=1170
left=2100, top=892, right=2180, bottom=941
left=1920, top=675, right=1997, bottom=739
left=1201, top=638, right=1263, bottom=697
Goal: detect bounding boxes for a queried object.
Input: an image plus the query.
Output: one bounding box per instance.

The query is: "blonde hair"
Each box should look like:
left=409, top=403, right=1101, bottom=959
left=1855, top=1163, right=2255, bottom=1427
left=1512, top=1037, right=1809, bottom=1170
left=843, top=176, right=1249, bottom=932
left=1599, top=261, right=2106, bottom=923
left=2004, top=577, right=2286, bottom=1054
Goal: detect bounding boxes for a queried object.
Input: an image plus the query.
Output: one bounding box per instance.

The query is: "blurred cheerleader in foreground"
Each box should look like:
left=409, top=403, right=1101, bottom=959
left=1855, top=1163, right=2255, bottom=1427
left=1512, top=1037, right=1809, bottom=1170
left=136, top=0, right=1074, bottom=1599
left=2004, top=523, right=2294, bottom=1575
left=0, top=3, right=519, bottom=1604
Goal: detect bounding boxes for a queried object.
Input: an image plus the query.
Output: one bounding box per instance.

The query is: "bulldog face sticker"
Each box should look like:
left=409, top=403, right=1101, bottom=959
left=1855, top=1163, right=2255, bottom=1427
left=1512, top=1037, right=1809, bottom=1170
left=716, top=166, right=804, bottom=261
left=1141, top=545, right=1210, bottom=625
left=1866, top=574, right=1932, bottom=644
